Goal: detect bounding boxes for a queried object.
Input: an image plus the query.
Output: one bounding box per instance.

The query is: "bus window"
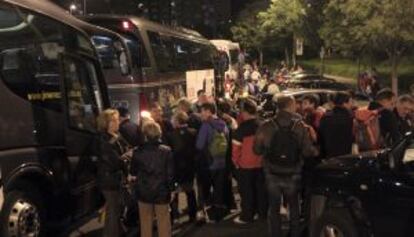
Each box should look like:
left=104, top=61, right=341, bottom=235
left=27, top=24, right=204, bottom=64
left=147, top=31, right=174, bottom=72
left=62, top=56, right=100, bottom=132
left=0, top=5, right=83, bottom=112
left=122, top=34, right=150, bottom=68
left=92, top=35, right=130, bottom=78
left=173, top=38, right=191, bottom=72
left=82, top=18, right=151, bottom=69
left=190, top=43, right=214, bottom=70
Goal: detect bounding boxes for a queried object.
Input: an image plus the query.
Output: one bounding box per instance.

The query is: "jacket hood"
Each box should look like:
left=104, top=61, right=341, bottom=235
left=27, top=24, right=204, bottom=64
left=368, top=101, right=383, bottom=110
left=208, top=118, right=227, bottom=132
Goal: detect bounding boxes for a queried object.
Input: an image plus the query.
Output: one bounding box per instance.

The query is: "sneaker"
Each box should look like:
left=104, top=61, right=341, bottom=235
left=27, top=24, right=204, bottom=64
left=233, top=216, right=249, bottom=225
left=196, top=211, right=206, bottom=222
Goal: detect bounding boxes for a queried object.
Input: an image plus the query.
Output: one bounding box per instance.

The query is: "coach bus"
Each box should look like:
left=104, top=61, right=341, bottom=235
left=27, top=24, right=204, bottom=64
left=210, top=39, right=240, bottom=81
left=0, top=0, right=111, bottom=236
left=83, top=15, right=218, bottom=121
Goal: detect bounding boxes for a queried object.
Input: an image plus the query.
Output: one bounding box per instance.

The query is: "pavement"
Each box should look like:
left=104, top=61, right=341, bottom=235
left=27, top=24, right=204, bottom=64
left=68, top=180, right=276, bottom=237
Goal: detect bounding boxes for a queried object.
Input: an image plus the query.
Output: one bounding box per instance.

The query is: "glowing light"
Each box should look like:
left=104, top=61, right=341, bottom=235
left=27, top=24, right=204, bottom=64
left=140, top=110, right=151, bottom=119
left=122, top=21, right=131, bottom=30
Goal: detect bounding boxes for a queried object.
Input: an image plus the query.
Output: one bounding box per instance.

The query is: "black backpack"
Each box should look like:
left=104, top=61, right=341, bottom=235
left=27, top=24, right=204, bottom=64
left=266, top=118, right=301, bottom=174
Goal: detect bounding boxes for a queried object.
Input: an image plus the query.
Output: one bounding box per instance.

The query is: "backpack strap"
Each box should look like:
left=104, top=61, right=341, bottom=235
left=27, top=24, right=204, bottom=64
left=271, top=117, right=297, bottom=131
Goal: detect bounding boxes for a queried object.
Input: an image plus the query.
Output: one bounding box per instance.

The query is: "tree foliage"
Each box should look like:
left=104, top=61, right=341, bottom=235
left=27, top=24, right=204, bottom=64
left=320, top=0, right=414, bottom=92
left=230, top=1, right=270, bottom=51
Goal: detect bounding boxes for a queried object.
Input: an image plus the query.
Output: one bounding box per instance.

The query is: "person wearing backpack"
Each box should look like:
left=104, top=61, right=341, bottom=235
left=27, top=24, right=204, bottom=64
left=319, top=92, right=355, bottom=157
left=196, top=102, right=229, bottom=222
left=232, top=99, right=267, bottom=224
left=254, top=96, right=318, bottom=237
left=367, top=88, right=401, bottom=146
left=167, top=111, right=198, bottom=223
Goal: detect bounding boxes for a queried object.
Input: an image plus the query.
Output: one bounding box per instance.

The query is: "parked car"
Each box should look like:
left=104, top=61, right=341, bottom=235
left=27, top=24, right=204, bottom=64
left=309, top=132, right=414, bottom=237
left=281, top=78, right=350, bottom=91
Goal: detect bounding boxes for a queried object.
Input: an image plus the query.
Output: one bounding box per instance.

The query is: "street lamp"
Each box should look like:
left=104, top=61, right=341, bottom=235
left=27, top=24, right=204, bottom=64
left=69, top=3, right=77, bottom=14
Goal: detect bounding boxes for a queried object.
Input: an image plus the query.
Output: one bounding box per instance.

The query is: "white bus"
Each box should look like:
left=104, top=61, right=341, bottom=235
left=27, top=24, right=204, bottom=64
left=210, top=39, right=241, bottom=81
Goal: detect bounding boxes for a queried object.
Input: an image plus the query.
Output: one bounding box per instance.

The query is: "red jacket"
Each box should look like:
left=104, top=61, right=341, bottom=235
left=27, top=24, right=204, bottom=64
left=232, top=119, right=263, bottom=169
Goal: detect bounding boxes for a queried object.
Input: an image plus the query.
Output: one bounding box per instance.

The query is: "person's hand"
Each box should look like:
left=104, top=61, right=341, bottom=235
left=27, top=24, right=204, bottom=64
left=170, top=192, right=177, bottom=203
left=128, top=175, right=137, bottom=183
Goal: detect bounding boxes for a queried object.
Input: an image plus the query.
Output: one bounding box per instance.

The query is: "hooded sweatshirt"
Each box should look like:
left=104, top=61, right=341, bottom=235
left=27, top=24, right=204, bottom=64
left=196, top=117, right=229, bottom=170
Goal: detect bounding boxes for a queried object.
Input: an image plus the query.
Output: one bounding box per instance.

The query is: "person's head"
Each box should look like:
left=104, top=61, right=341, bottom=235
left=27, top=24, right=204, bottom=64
left=117, top=107, right=130, bottom=121
left=396, top=95, right=414, bottom=118
left=240, top=99, right=257, bottom=120
left=172, top=111, right=189, bottom=128
left=149, top=102, right=163, bottom=122
left=217, top=99, right=232, bottom=115
left=142, top=121, right=162, bottom=142
left=177, top=97, right=192, bottom=113
left=301, top=94, right=320, bottom=113
left=97, top=109, right=120, bottom=134
left=197, top=90, right=207, bottom=103
left=333, top=92, right=353, bottom=110
left=200, top=102, right=217, bottom=121
left=277, top=96, right=296, bottom=113
left=375, top=88, right=396, bottom=110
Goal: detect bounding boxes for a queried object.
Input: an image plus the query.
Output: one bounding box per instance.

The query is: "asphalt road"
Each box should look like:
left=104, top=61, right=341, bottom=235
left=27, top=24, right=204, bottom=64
left=69, top=213, right=271, bottom=237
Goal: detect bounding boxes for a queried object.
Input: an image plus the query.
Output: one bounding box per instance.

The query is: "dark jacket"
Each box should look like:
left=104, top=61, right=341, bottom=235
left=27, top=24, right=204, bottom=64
left=394, top=109, right=413, bottom=136
left=368, top=101, right=402, bottom=146
left=188, top=111, right=202, bottom=131
left=130, top=140, right=174, bottom=204
left=167, top=125, right=197, bottom=184
left=319, top=106, right=354, bottom=158
left=97, top=133, right=127, bottom=190
left=157, top=119, right=174, bottom=144
left=119, top=119, right=142, bottom=147
left=254, top=110, right=318, bottom=175
left=196, top=117, right=229, bottom=170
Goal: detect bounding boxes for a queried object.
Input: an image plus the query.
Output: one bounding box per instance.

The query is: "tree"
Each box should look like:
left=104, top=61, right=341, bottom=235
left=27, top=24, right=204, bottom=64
left=321, top=0, right=414, bottom=94
left=231, top=0, right=271, bottom=66
left=258, top=0, right=308, bottom=66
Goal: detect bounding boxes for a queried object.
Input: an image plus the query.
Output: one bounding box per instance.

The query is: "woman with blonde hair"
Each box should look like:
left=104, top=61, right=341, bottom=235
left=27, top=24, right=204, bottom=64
left=96, top=109, right=129, bottom=237
left=130, top=121, right=175, bottom=237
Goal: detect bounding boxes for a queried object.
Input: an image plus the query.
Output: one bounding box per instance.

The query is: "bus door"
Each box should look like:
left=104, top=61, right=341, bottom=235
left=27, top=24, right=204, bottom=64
left=60, top=53, right=105, bottom=216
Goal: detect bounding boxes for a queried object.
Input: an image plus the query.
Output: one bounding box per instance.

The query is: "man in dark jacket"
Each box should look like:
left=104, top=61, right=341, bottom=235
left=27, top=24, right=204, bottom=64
left=319, top=92, right=354, bottom=158
left=117, top=107, right=142, bottom=147
left=176, top=97, right=202, bottom=130
left=196, top=102, right=229, bottom=222
left=368, top=88, right=401, bottom=146
left=394, top=94, right=414, bottom=135
left=254, top=96, right=318, bottom=237
left=167, top=111, right=198, bottom=222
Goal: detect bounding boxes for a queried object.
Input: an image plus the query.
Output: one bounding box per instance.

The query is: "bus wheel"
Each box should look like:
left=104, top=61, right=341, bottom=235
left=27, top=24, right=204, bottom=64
left=1, top=188, right=45, bottom=237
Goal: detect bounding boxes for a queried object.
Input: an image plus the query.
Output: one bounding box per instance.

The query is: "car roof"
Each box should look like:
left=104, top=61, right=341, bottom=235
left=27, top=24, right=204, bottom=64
left=275, top=89, right=337, bottom=97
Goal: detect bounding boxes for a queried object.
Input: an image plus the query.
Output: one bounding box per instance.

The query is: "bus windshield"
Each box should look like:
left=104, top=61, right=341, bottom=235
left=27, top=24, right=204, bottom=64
left=91, top=35, right=129, bottom=77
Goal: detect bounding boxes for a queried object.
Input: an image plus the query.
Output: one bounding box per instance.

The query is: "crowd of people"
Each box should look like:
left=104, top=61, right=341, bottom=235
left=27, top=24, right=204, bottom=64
left=95, top=62, right=414, bottom=237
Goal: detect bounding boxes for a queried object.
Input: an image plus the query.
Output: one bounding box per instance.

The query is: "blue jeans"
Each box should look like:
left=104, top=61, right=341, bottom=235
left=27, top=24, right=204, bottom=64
left=265, top=174, right=301, bottom=237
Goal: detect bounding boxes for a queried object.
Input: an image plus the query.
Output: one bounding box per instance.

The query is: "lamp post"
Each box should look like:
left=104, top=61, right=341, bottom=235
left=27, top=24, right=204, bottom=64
left=69, top=3, right=77, bottom=14
left=83, top=0, right=87, bottom=15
